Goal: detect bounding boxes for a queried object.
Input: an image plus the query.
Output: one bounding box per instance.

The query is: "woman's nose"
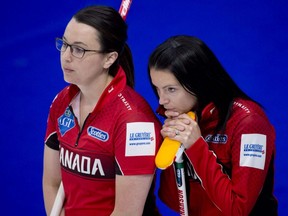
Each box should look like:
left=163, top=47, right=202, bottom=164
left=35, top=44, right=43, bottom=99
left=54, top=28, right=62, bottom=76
left=62, top=47, right=73, bottom=61
left=158, top=92, right=169, bottom=105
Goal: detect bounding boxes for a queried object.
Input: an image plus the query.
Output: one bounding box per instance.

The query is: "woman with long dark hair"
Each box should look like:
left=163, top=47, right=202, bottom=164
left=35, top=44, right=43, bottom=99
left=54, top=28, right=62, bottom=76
left=43, top=5, right=162, bottom=215
left=149, top=35, right=278, bottom=215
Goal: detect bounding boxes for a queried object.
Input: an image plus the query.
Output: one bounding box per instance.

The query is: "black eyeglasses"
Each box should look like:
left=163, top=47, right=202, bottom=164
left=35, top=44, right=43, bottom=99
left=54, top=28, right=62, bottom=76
left=55, top=38, right=104, bottom=59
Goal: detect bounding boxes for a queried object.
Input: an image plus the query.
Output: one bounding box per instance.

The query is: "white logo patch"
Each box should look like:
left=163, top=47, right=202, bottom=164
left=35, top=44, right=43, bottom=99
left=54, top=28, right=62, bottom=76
left=125, top=122, right=156, bottom=156
left=240, top=134, right=266, bottom=170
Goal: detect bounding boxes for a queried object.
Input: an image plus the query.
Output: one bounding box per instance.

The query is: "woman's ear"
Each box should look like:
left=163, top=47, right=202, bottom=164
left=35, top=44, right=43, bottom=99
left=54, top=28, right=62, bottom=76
left=103, top=51, right=118, bottom=69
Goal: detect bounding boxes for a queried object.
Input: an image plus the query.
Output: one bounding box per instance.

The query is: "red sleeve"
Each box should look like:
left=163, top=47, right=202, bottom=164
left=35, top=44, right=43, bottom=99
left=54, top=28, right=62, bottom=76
left=114, top=111, right=162, bottom=175
left=185, top=113, right=275, bottom=215
left=44, top=94, right=60, bottom=150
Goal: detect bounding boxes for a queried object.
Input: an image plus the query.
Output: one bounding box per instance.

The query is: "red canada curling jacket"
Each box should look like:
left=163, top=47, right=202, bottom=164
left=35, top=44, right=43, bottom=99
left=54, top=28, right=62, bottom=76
left=158, top=98, right=278, bottom=216
left=45, top=67, right=162, bottom=216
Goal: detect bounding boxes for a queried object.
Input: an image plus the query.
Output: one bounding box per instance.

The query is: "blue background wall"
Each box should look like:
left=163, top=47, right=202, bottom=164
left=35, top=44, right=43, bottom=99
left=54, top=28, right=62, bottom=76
left=1, top=0, right=287, bottom=215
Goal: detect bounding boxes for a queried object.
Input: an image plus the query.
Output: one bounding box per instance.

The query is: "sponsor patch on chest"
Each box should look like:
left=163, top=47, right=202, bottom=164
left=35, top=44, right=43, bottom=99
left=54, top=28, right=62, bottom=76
left=205, top=134, right=228, bottom=144
left=240, top=134, right=266, bottom=170
left=58, top=107, right=76, bottom=136
left=125, top=122, right=156, bottom=156
left=87, top=126, right=109, bottom=142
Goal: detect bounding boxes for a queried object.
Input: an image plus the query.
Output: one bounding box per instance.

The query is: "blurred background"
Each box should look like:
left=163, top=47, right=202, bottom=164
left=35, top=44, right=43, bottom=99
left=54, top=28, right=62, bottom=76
left=1, top=0, right=287, bottom=215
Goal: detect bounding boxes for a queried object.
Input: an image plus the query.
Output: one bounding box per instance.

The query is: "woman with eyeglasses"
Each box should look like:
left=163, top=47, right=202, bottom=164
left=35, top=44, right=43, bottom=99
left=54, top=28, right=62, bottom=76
left=43, top=5, right=162, bottom=216
left=148, top=35, right=278, bottom=215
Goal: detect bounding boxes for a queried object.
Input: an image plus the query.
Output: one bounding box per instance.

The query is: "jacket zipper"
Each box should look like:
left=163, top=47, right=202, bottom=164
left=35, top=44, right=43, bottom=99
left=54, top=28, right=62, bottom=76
left=75, top=113, right=90, bottom=147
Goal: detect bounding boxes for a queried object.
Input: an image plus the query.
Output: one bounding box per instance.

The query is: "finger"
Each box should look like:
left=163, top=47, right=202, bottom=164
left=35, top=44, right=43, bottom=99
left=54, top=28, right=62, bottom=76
left=178, top=113, right=195, bottom=124
left=175, top=129, right=180, bottom=136
left=164, top=119, right=187, bottom=131
left=165, top=110, right=179, bottom=118
left=161, top=127, right=175, bottom=136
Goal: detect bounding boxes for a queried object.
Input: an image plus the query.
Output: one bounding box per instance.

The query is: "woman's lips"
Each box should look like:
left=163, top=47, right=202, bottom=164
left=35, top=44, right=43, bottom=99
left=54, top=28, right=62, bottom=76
left=63, top=67, right=74, bottom=73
